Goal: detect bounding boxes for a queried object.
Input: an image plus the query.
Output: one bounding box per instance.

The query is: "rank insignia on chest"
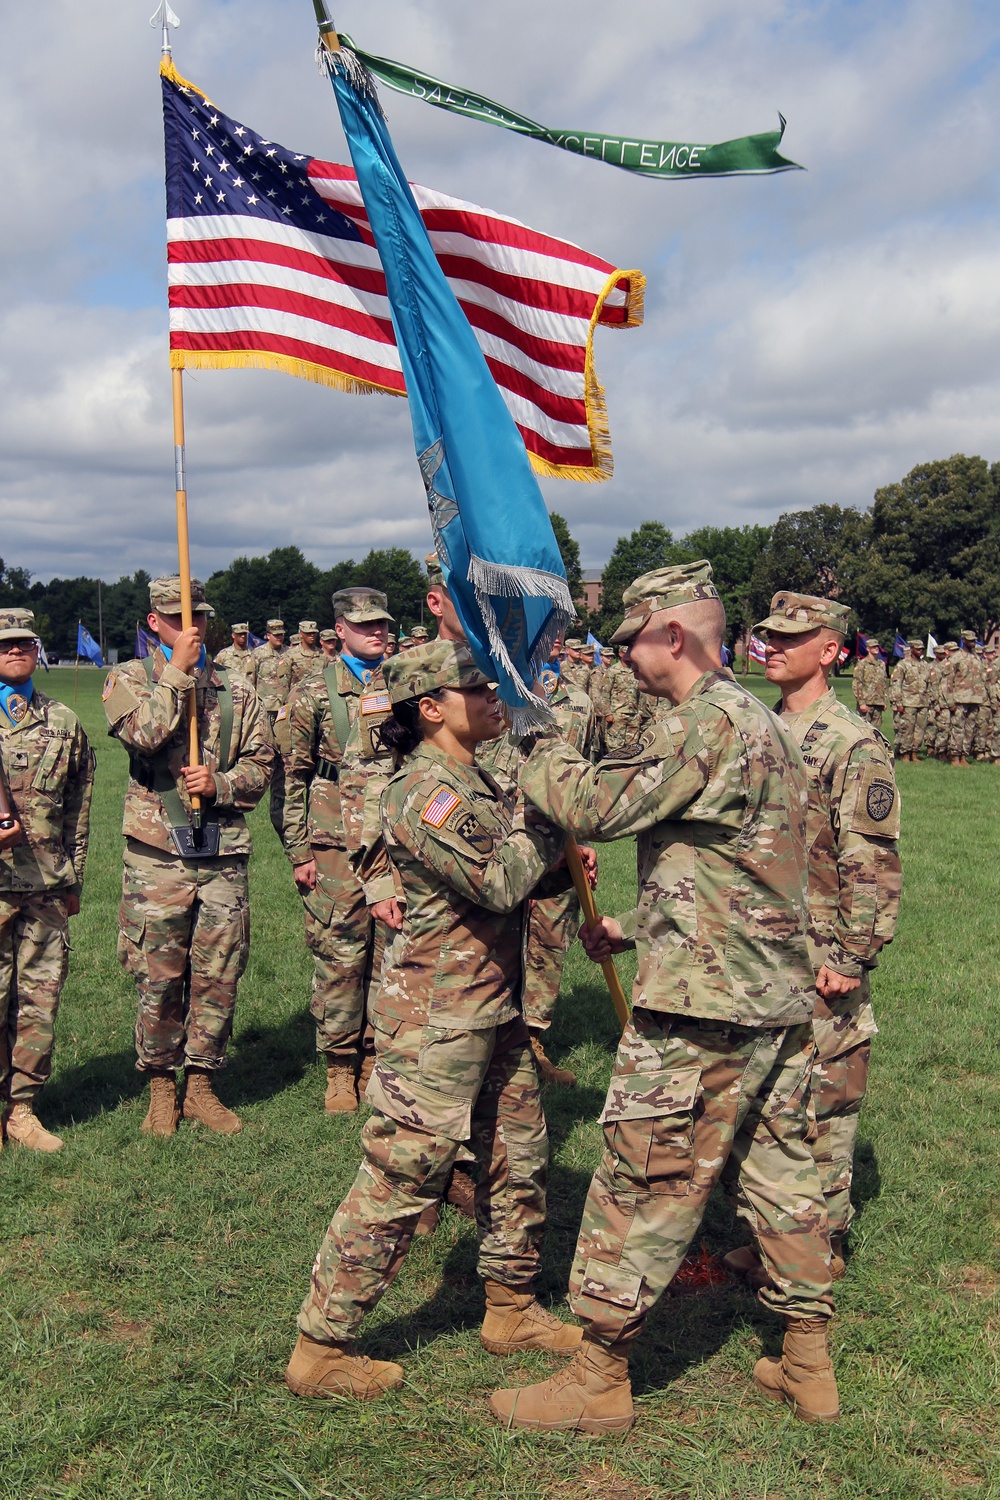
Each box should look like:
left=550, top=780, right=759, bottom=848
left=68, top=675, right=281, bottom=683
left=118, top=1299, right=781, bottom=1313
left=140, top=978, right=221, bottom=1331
left=1, top=693, right=29, bottom=725
left=421, top=786, right=462, bottom=827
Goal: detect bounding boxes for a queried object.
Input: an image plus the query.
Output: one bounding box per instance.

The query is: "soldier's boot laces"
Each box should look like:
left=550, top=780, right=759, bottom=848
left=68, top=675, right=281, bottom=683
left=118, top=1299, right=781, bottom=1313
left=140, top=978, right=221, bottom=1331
left=141, top=1071, right=180, bottom=1138
left=489, top=1335, right=634, bottom=1433
left=480, top=1281, right=585, bottom=1356
left=753, top=1317, right=840, bottom=1424
left=285, top=1332, right=403, bottom=1400
left=324, top=1057, right=358, bottom=1114
left=182, top=1069, right=242, bottom=1134
left=6, top=1103, right=64, bottom=1153
left=529, top=1032, right=577, bottom=1088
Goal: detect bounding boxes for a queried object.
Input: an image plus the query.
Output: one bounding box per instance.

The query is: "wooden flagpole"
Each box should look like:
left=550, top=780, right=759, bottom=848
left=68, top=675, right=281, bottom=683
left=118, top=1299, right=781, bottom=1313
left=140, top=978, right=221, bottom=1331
left=171, top=367, right=202, bottom=832
left=565, top=838, right=630, bottom=1030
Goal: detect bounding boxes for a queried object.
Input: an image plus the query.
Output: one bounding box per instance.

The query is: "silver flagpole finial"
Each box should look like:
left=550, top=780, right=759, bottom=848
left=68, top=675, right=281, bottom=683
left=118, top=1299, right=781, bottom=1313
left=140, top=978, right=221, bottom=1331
left=150, top=1, right=180, bottom=57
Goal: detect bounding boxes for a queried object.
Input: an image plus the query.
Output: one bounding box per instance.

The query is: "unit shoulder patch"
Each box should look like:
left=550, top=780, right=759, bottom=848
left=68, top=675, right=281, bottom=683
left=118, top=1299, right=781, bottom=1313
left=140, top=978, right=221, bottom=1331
left=848, top=760, right=901, bottom=837
left=446, top=806, right=496, bottom=856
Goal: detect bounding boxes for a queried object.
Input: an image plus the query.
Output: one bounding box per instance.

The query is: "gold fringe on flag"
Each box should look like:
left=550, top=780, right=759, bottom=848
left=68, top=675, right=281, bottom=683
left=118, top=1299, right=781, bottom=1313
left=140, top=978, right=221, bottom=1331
left=169, top=348, right=400, bottom=399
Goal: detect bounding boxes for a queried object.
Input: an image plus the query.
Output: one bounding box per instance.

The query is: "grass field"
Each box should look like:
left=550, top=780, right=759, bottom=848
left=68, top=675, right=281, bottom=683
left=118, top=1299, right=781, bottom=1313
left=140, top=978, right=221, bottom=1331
left=2, top=666, right=998, bottom=1500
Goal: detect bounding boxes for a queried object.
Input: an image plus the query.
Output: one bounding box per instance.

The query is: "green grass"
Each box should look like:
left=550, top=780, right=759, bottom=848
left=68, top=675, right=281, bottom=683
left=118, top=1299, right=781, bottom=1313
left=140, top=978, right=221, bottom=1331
left=2, top=666, right=998, bottom=1500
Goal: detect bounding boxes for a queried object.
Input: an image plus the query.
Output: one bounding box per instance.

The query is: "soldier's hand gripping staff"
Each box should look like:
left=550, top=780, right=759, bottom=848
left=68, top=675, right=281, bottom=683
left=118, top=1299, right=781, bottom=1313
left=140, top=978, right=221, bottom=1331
left=489, top=563, right=838, bottom=1435
left=0, top=609, right=94, bottom=1154
left=104, top=576, right=273, bottom=1139
left=286, top=642, right=585, bottom=1403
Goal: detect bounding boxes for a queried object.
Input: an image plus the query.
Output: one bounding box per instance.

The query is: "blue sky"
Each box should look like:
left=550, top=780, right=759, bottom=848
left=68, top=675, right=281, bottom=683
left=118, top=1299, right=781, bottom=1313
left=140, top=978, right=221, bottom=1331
left=2, top=0, right=999, bottom=582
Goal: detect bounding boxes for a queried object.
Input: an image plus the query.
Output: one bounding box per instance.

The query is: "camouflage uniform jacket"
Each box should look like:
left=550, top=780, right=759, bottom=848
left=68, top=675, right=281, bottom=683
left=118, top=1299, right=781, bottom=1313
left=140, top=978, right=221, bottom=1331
left=926, top=657, right=947, bottom=709
left=985, top=659, right=1000, bottom=710
left=283, top=658, right=394, bottom=864
left=779, top=688, right=900, bottom=994
left=604, top=661, right=644, bottom=749
left=560, top=660, right=592, bottom=698
left=363, top=742, right=568, bottom=1030
left=852, top=657, right=888, bottom=707
left=944, top=649, right=980, bottom=706
left=889, top=655, right=927, bottom=709
left=519, top=669, right=816, bottom=1029
left=478, top=682, right=596, bottom=796
left=0, top=688, right=94, bottom=897
left=285, top=643, right=324, bottom=691
left=250, top=642, right=291, bottom=713
left=214, top=645, right=257, bottom=681
left=103, top=650, right=273, bottom=857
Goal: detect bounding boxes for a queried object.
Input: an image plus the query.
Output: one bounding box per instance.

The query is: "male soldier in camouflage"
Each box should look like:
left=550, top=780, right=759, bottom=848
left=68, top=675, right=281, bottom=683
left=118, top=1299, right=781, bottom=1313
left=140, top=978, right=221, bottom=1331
left=287, top=642, right=582, bottom=1402
left=214, top=623, right=256, bottom=680
left=410, top=625, right=429, bottom=648
left=890, top=638, right=928, bottom=761
left=983, top=645, right=1000, bottom=761
left=722, top=592, right=900, bottom=1290
left=0, top=609, right=94, bottom=1153
left=383, top=633, right=397, bottom=659
left=319, top=629, right=339, bottom=661
left=971, top=645, right=992, bottom=760
left=560, top=637, right=592, bottom=697
left=286, top=620, right=323, bottom=690
left=603, top=645, right=651, bottom=754
left=491, top=562, right=838, bottom=1433
left=927, top=643, right=953, bottom=759
left=946, top=631, right=981, bottom=766
left=852, top=640, right=888, bottom=729
left=283, top=587, right=396, bottom=1113
left=252, top=619, right=292, bottom=836
left=104, top=577, right=273, bottom=1137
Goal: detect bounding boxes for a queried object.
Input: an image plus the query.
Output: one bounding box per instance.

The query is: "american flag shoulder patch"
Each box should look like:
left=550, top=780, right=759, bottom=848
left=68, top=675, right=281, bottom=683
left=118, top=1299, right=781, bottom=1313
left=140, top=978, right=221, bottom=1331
left=360, top=691, right=391, bottom=715
left=420, top=786, right=463, bottom=828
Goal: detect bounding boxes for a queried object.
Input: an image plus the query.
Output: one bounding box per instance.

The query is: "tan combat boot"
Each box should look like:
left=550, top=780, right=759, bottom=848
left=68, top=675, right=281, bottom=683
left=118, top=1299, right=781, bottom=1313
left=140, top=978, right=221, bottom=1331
left=481, top=1282, right=584, bottom=1355
left=285, top=1332, right=403, bottom=1400
left=490, top=1335, right=634, bottom=1433
left=357, top=1050, right=376, bottom=1097
left=529, top=1032, right=576, bottom=1088
left=753, top=1317, right=840, bottom=1423
left=445, top=1163, right=477, bottom=1221
left=5, top=1103, right=65, bottom=1153
left=324, top=1056, right=358, bottom=1114
left=829, top=1236, right=846, bottom=1282
left=413, top=1201, right=440, bottom=1237
left=141, top=1070, right=180, bottom=1138
left=182, top=1069, right=242, bottom=1134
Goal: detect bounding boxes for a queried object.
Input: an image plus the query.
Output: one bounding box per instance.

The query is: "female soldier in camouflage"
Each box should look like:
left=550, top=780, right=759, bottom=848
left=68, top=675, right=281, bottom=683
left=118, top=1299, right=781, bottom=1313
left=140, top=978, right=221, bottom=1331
left=286, top=641, right=585, bottom=1401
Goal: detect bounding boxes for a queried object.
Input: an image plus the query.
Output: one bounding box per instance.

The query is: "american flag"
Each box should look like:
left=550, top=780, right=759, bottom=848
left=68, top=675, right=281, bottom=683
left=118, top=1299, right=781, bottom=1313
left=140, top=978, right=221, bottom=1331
left=163, top=62, right=643, bottom=482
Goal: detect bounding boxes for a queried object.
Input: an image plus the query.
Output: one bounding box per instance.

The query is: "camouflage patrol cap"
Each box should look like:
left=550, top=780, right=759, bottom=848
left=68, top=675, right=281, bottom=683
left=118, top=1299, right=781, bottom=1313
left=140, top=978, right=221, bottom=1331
left=266, top=619, right=285, bottom=634
left=610, top=560, right=721, bottom=645
left=0, top=607, right=38, bottom=643
left=755, top=591, right=851, bottom=637
left=384, top=640, right=489, bottom=704
left=866, top=638, right=880, bottom=650
left=944, top=640, right=958, bottom=651
left=961, top=629, right=977, bottom=643
left=425, top=550, right=445, bottom=588
left=907, top=638, right=923, bottom=650
left=387, top=633, right=397, bottom=644
left=231, top=623, right=250, bottom=634
left=149, top=575, right=214, bottom=615
left=411, top=625, right=429, bottom=642
left=564, top=636, right=584, bottom=650
left=332, top=586, right=394, bottom=624
left=298, top=619, right=319, bottom=634
left=319, top=628, right=337, bottom=642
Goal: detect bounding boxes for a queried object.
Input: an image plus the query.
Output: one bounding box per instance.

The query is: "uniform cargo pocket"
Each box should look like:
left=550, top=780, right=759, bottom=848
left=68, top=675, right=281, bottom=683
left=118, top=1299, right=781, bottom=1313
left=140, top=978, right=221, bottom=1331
left=578, top=1257, right=644, bottom=1310
left=600, top=1064, right=701, bottom=1197
left=365, top=1061, right=473, bottom=1143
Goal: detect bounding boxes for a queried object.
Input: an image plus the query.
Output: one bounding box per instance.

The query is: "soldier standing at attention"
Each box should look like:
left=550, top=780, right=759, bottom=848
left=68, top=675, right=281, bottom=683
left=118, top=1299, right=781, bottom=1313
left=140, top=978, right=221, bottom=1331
left=722, top=592, right=900, bottom=1289
left=490, top=563, right=837, bottom=1433
left=286, top=620, right=323, bottom=689
left=852, top=640, right=888, bottom=729
left=251, top=620, right=292, bottom=837
left=103, top=577, right=273, bottom=1137
left=560, top=638, right=592, bottom=697
left=983, top=645, right=1000, bottom=762
left=946, top=632, right=980, bottom=766
left=0, top=609, right=94, bottom=1153
left=286, top=642, right=584, bottom=1401
left=283, top=588, right=396, bottom=1114
left=383, top=634, right=397, bottom=660
left=214, top=623, right=256, bottom=680
left=319, top=629, right=339, bottom=661
left=928, top=643, right=952, bottom=760
left=889, top=638, right=928, bottom=761
left=410, top=625, right=429, bottom=648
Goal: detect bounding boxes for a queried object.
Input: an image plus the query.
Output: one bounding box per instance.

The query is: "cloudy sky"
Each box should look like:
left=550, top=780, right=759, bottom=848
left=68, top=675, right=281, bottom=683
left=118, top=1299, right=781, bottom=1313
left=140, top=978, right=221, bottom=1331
left=3, top=0, right=999, bottom=582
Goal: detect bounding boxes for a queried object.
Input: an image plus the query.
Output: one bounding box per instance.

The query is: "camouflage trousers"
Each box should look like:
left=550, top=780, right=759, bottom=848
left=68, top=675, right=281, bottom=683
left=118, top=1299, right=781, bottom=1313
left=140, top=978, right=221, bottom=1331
left=0, top=892, right=70, bottom=1105
left=298, top=1011, right=547, bottom=1344
left=117, top=841, right=249, bottom=1073
left=522, top=887, right=579, bottom=1031
left=972, top=706, right=994, bottom=758
left=948, top=705, right=977, bottom=759
left=930, top=706, right=951, bottom=757
left=893, top=706, right=927, bottom=756
left=857, top=705, right=884, bottom=731
left=569, top=1008, right=833, bottom=1347
left=303, top=842, right=382, bottom=1058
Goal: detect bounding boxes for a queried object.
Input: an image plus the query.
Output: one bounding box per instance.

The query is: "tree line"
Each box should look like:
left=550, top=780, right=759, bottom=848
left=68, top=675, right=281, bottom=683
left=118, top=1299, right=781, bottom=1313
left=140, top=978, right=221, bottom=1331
left=3, top=454, right=997, bottom=658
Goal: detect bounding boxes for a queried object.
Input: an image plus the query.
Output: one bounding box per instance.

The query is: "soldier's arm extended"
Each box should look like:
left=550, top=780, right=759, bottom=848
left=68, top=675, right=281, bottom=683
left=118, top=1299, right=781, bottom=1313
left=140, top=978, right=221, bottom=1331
left=211, top=679, right=273, bottom=812
left=390, top=783, right=567, bottom=915
left=282, top=684, right=320, bottom=864
left=63, top=721, right=96, bottom=895
left=825, top=743, right=902, bottom=977
left=518, top=715, right=714, bottom=841
left=103, top=660, right=193, bottom=752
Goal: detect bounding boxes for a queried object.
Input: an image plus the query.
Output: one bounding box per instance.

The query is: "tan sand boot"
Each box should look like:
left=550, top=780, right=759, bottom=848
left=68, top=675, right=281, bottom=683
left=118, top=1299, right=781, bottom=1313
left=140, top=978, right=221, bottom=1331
left=829, top=1236, right=846, bottom=1282
left=182, top=1069, right=242, bottom=1134
left=413, top=1200, right=440, bottom=1237
left=529, top=1032, right=576, bottom=1087
left=357, top=1050, right=376, bottom=1097
left=324, top=1056, right=358, bottom=1114
left=721, top=1243, right=774, bottom=1290
left=6, top=1103, right=64, bottom=1153
left=481, top=1282, right=584, bottom=1355
left=445, top=1163, right=477, bottom=1221
left=285, top=1332, right=403, bottom=1400
left=140, top=1070, right=180, bottom=1138
left=753, top=1317, right=840, bottom=1423
left=490, top=1335, right=634, bottom=1433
